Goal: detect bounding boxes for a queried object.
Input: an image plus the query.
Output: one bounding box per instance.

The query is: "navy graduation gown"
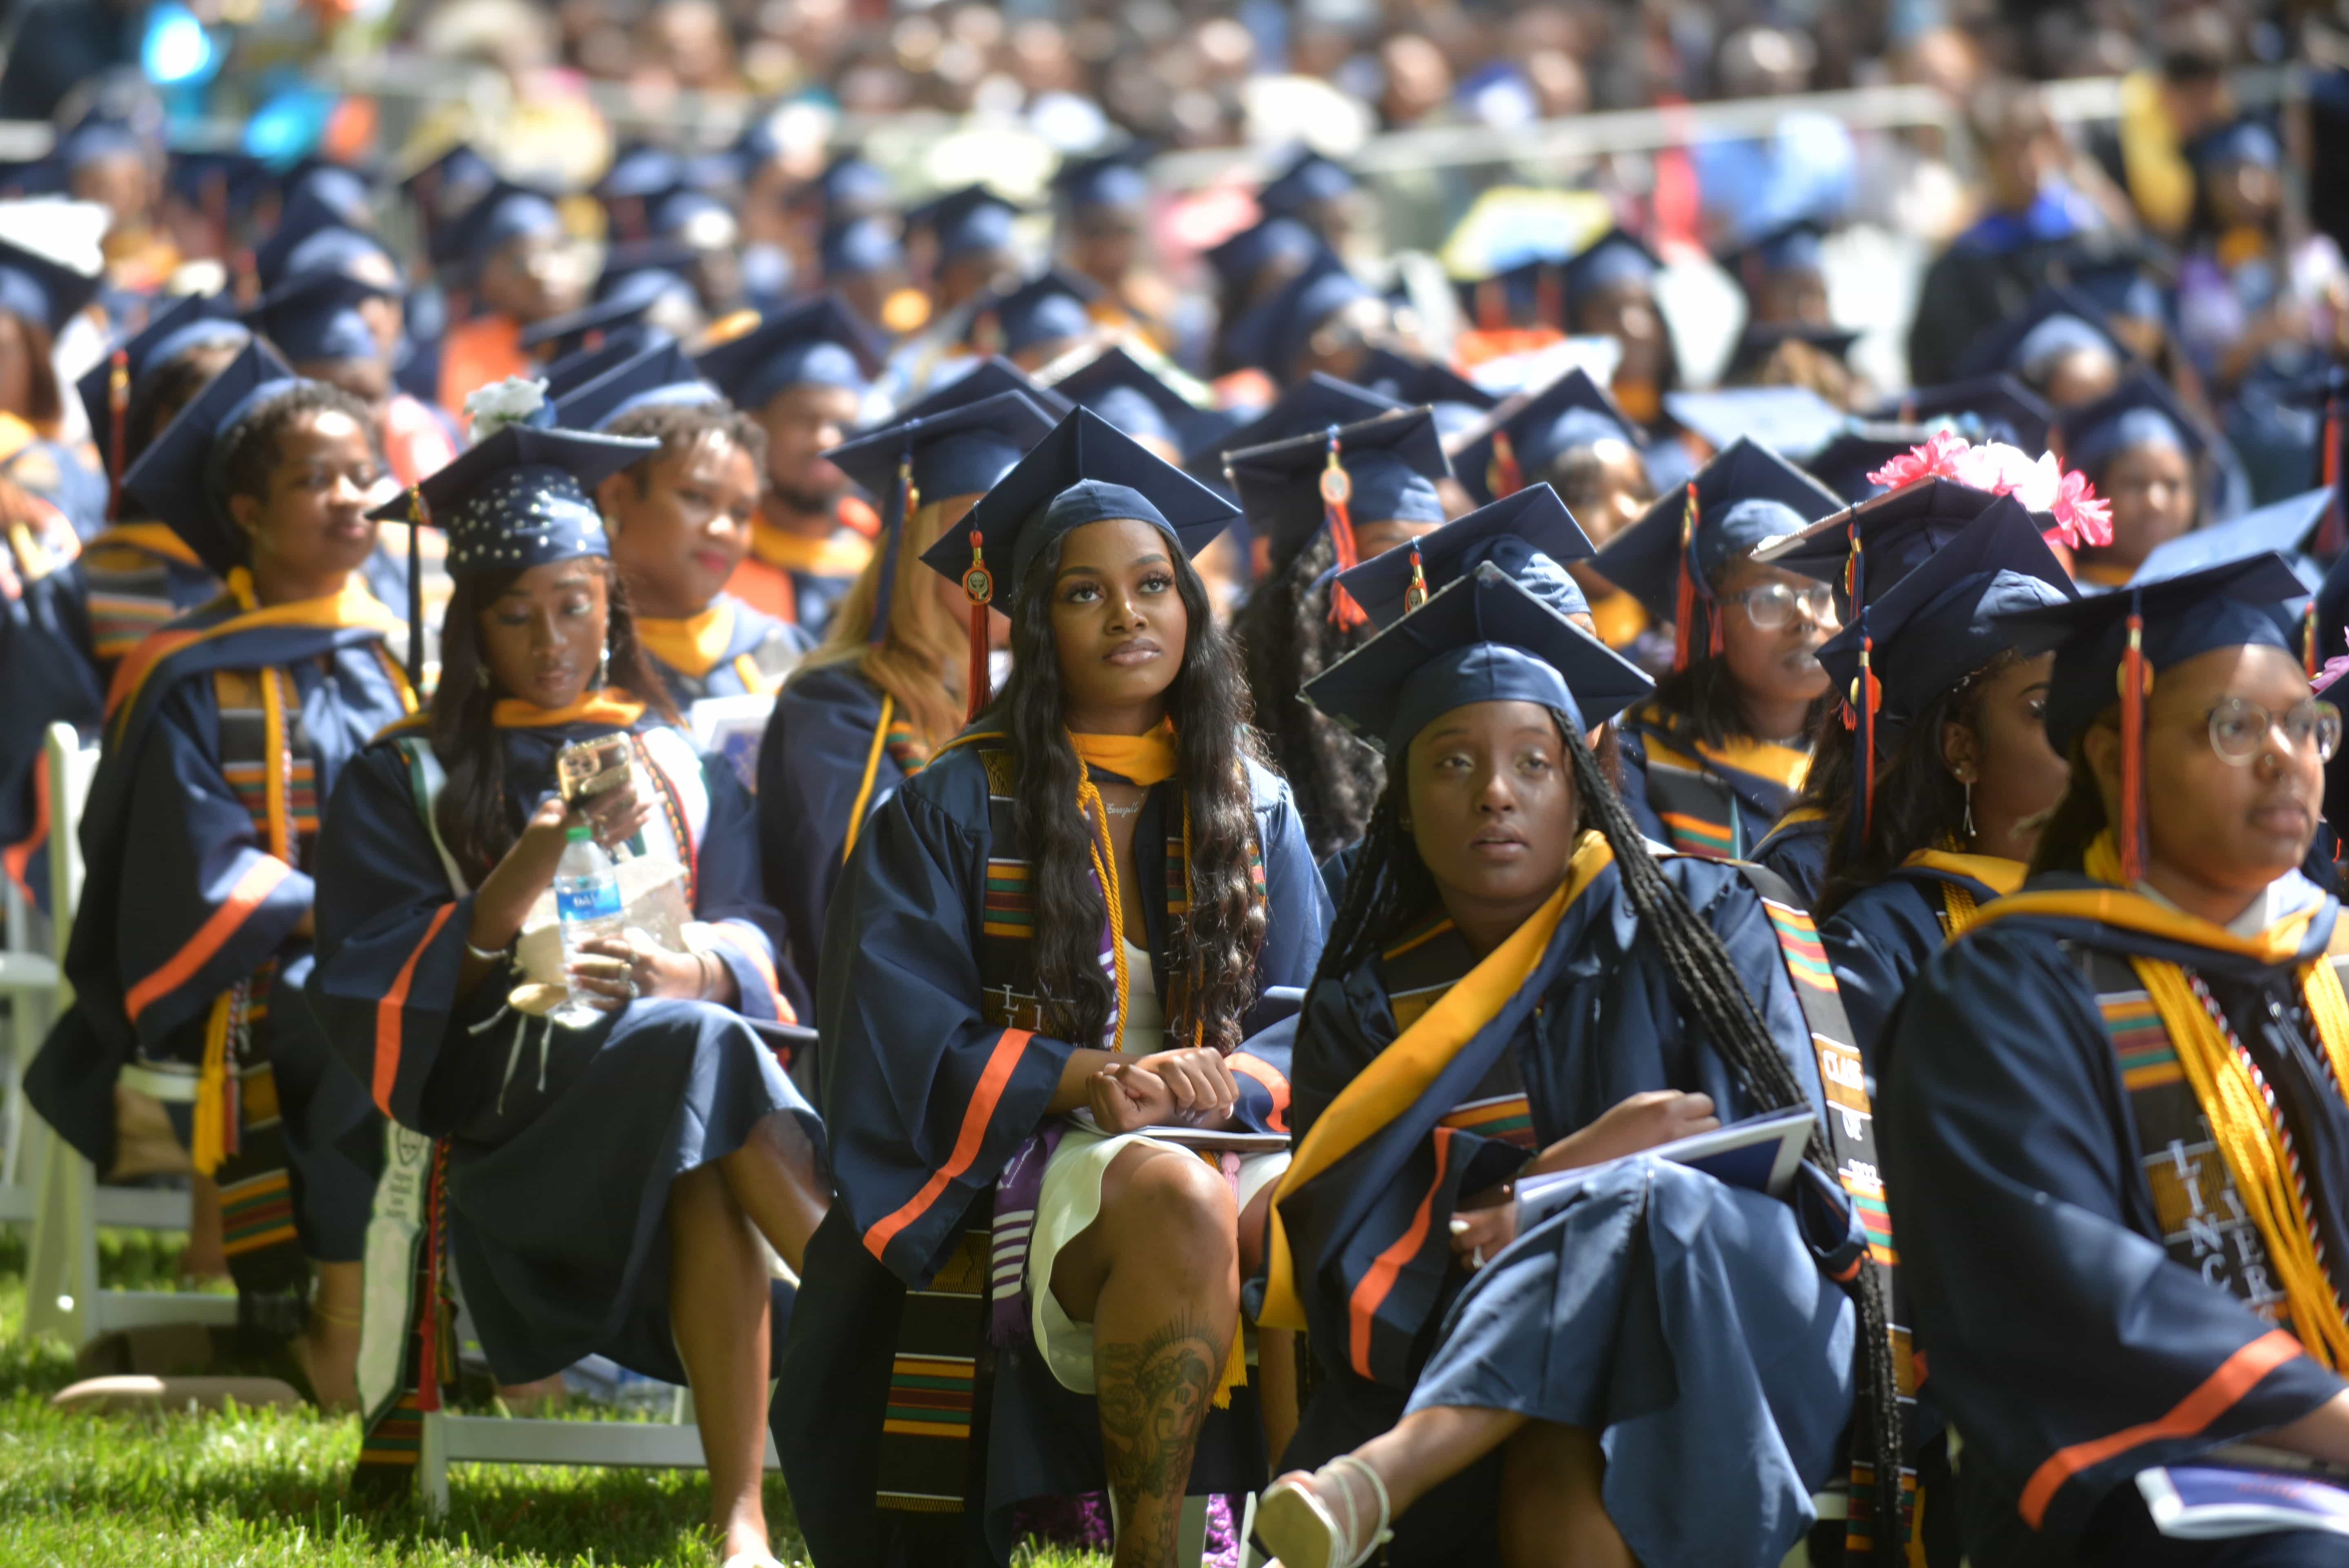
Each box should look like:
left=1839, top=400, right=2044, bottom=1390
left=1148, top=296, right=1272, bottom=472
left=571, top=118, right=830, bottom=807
left=0, top=504, right=101, bottom=886
left=1879, top=876, right=2349, bottom=1566
left=1270, top=839, right=1858, bottom=1568
left=638, top=592, right=812, bottom=708
left=24, top=583, right=410, bottom=1257
left=1752, top=806, right=1832, bottom=909
left=780, top=738, right=1330, bottom=1563
left=306, top=712, right=818, bottom=1384
left=1819, top=852, right=2022, bottom=1071
left=755, top=660, right=924, bottom=1002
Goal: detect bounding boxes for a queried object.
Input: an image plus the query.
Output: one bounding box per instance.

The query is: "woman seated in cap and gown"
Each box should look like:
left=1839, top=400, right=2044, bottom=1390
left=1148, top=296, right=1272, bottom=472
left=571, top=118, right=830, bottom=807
left=23, top=342, right=416, bottom=1404
left=778, top=409, right=1330, bottom=1568
left=1594, top=438, right=1847, bottom=862
left=1811, top=502, right=2076, bottom=1060
left=71, top=293, right=247, bottom=678
left=756, top=369, right=1061, bottom=1005
left=1229, top=407, right=1454, bottom=863
left=549, top=340, right=813, bottom=710
left=1880, top=555, right=2349, bottom=1568
left=2060, top=370, right=2211, bottom=587
left=0, top=233, right=111, bottom=536
left=1255, top=567, right=1899, bottom=1568
left=696, top=295, right=886, bottom=641
left=434, top=181, right=583, bottom=422
left=305, top=398, right=829, bottom=1568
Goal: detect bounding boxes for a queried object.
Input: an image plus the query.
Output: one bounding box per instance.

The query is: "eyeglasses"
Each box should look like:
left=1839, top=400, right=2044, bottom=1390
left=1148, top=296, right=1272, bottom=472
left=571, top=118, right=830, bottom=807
left=1720, top=581, right=1838, bottom=632
left=2206, top=696, right=2342, bottom=765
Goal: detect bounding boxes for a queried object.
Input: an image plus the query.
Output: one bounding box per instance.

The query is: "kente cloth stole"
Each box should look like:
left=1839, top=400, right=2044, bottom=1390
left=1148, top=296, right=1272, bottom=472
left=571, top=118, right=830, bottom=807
left=1382, top=911, right=1536, bottom=1153
left=1737, top=863, right=1919, bottom=1556
left=83, top=543, right=181, bottom=664
left=2085, top=943, right=2349, bottom=1368
left=1629, top=707, right=1744, bottom=861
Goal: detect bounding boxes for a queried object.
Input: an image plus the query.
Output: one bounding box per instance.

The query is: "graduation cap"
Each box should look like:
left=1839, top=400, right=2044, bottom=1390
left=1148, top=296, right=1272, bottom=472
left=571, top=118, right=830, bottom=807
left=1303, top=562, right=1653, bottom=756
left=0, top=232, right=100, bottom=334
left=693, top=293, right=882, bottom=411
left=437, top=178, right=564, bottom=277
left=399, top=142, right=498, bottom=240
left=1338, top=482, right=1597, bottom=629
left=890, top=355, right=1074, bottom=425
left=1817, top=497, right=2076, bottom=835
left=596, top=142, right=686, bottom=206
left=1562, top=227, right=1662, bottom=309
left=1050, top=345, right=1198, bottom=450
left=56, top=115, right=152, bottom=173
left=282, top=161, right=376, bottom=230
left=2056, top=367, right=2207, bottom=482
left=920, top=406, right=1239, bottom=709
left=1718, top=219, right=1826, bottom=298
left=2132, top=487, right=2334, bottom=587
left=1871, top=375, right=2053, bottom=456
left=76, top=292, right=251, bottom=491
left=541, top=333, right=656, bottom=404
left=254, top=195, right=394, bottom=291
left=1202, top=216, right=1319, bottom=292
left=1185, top=373, right=1401, bottom=477
left=1805, top=422, right=1940, bottom=504
left=826, top=389, right=1060, bottom=647
left=904, top=184, right=1023, bottom=263
left=1257, top=148, right=1357, bottom=215
left=518, top=254, right=700, bottom=355
left=1665, top=386, right=1847, bottom=460
left=1720, top=322, right=1861, bottom=384
left=1952, top=283, right=2129, bottom=384
left=1756, top=476, right=2016, bottom=619
left=366, top=421, right=658, bottom=580
left=1451, top=367, right=1642, bottom=506
left=121, top=339, right=299, bottom=578
left=1227, top=407, right=1450, bottom=624
left=1997, top=551, right=2308, bottom=880
left=974, top=266, right=1100, bottom=358
left=1591, top=436, right=1844, bottom=668
left=821, top=216, right=904, bottom=279
left=1054, top=144, right=1152, bottom=214
left=1453, top=258, right=1565, bottom=332
left=651, top=185, right=735, bottom=246
left=1357, top=347, right=1499, bottom=415
left=2067, top=248, right=2170, bottom=328
left=549, top=340, right=719, bottom=432
left=244, top=269, right=390, bottom=366
left=1225, top=249, right=1374, bottom=381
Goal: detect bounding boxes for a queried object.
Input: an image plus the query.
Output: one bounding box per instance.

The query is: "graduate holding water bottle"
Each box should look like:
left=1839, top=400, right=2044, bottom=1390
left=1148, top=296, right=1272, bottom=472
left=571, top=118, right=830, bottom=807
left=304, top=391, right=830, bottom=1568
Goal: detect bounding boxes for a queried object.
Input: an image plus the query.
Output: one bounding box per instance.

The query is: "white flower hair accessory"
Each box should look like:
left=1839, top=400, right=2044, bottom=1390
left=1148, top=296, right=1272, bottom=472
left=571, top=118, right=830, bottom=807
left=463, top=376, right=552, bottom=443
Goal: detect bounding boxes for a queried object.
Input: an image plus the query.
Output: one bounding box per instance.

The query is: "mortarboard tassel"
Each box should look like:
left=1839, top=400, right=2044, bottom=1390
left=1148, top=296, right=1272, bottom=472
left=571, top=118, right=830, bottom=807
left=2308, top=597, right=2321, bottom=682
left=1403, top=540, right=1429, bottom=614
left=1321, top=428, right=1369, bottom=631
left=868, top=445, right=914, bottom=648
left=962, top=526, right=993, bottom=721
left=2320, top=395, right=2344, bottom=557
left=104, top=348, right=128, bottom=521
left=1671, top=480, right=1699, bottom=673
left=2118, top=595, right=2147, bottom=886
left=1488, top=429, right=1523, bottom=500
left=1854, top=613, right=1880, bottom=844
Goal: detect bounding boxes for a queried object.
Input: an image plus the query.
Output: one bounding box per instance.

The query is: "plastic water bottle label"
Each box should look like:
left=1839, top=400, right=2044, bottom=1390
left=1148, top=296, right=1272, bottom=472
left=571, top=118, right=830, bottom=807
left=556, top=877, right=622, bottom=923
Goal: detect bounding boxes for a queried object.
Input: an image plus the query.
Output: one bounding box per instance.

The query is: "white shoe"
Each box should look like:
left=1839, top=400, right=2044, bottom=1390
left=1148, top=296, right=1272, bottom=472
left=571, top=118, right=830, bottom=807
left=1257, top=1454, right=1393, bottom=1568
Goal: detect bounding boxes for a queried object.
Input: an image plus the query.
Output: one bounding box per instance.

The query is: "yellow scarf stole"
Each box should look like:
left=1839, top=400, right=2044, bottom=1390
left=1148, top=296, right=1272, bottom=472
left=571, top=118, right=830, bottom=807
left=489, top=688, right=649, bottom=730
left=1905, top=848, right=2025, bottom=937
left=1259, top=831, right=1616, bottom=1332
left=1064, top=722, right=1181, bottom=1056
left=1069, top=720, right=1180, bottom=787
left=635, top=602, right=736, bottom=679
left=2079, top=832, right=2349, bottom=1368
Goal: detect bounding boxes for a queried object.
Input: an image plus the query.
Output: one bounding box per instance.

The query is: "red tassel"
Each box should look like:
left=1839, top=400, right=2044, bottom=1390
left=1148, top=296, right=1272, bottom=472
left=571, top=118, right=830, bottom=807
left=104, top=348, right=127, bottom=522
left=1322, top=432, right=1369, bottom=631
left=2321, top=397, right=2345, bottom=557
left=1403, top=540, right=1429, bottom=614
left=2118, top=606, right=2147, bottom=885
left=1856, top=633, right=1879, bottom=839
left=2307, top=597, right=2321, bottom=681
left=961, top=526, right=993, bottom=721
left=1488, top=430, right=1523, bottom=499
left=1672, top=480, right=1699, bottom=673
left=417, top=1142, right=447, bottom=1413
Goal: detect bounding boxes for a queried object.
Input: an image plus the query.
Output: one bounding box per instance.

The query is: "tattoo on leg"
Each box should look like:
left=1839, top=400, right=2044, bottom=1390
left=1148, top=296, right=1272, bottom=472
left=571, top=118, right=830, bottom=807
left=1097, top=1309, right=1220, bottom=1557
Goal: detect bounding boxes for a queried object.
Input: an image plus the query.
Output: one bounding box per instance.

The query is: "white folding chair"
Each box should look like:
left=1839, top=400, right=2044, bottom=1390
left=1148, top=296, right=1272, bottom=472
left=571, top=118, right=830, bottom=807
left=21, top=722, right=231, bottom=1345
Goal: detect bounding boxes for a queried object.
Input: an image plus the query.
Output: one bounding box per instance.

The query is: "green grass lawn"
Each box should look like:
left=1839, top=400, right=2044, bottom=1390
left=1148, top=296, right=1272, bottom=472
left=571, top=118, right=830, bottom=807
left=0, top=1230, right=1105, bottom=1567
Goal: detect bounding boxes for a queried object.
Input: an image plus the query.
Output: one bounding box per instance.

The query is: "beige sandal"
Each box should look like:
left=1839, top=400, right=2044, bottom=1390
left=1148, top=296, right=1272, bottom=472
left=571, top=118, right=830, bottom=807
left=1258, top=1453, right=1393, bottom=1568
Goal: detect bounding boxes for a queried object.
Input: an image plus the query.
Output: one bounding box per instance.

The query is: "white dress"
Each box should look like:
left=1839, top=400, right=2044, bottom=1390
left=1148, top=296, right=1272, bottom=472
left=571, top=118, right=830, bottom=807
left=1025, top=938, right=1291, bottom=1392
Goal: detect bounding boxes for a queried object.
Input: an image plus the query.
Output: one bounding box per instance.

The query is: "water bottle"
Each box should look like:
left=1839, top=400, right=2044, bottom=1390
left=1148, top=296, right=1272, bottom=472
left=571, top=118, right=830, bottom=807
left=551, top=825, right=626, bottom=1027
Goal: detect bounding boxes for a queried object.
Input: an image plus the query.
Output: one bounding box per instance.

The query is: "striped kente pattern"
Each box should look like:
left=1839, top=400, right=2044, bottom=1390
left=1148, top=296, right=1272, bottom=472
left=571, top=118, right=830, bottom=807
left=1762, top=902, right=1837, bottom=994
left=981, top=859, right=1031, bottom=938
left=1438, top=1093, right=1536, bottom=1150
left=2099, top=991, right=2183, bottom=1090
left=219, top=1166, right=296, bottom=1257
left=1659, top=811, right=1735, bottom=859
left=223, top=755, right=318, bottom=840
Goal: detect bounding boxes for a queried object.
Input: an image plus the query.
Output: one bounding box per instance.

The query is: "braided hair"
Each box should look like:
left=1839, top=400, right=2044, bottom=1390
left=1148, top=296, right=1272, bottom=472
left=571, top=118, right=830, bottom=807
left=1232, top=526, right=1383, bottom=860
left=1313, top=706, right=1906, bottom=1568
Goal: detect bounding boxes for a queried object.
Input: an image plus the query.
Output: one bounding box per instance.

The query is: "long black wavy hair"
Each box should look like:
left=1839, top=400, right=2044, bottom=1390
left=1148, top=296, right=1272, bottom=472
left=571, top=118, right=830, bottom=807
left=1816, top=652, right=2013, bottom=922
left=1311, top=706, right=1905, bottom=1568
left=981, top=529, right=1268, bottom=1053
left=1231, top=527, right=1382, bottom=860
left=428, top=557, right=679, bottom=881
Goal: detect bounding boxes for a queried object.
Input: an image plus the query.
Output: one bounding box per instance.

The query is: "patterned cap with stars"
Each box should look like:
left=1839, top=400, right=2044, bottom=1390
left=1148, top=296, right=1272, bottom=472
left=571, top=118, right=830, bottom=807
left=366, top=424, right=658, bottom=579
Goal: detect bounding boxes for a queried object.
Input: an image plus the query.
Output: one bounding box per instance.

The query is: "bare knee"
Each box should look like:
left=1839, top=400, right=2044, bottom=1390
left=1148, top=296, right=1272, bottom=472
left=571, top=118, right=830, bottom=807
left=1100, top=1148, right=1237, bottom=1277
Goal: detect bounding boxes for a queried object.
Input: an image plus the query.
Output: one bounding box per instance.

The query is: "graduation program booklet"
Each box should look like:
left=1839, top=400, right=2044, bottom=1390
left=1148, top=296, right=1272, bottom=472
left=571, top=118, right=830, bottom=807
left=2137, top=1461, right=2349, bottom=1539
left=1512, top=1106, right=1818, bottom=1228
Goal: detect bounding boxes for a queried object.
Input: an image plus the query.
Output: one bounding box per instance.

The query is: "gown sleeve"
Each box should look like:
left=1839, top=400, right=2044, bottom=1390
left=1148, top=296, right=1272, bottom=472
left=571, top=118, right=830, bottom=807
left=1611, top=726, right=1668, bottom=845
left=1819, top=880, right=1940, bottom=1077
left=1879, top=926, right=2346, bottom=1548
left=306, top=743, right=485, bottom=1135
left=688, top=755, right=792, bottom=1023
left=815, top=763, right=1076, bottom=1286
left=111, top=677, right=314, bottom=1048
left=757, top=670, right=901, bottom=997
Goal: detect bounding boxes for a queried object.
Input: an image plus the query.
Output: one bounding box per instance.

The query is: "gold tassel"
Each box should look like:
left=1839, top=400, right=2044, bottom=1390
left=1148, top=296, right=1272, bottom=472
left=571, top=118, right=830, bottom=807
left=191, top=991, right=235, bottom=1175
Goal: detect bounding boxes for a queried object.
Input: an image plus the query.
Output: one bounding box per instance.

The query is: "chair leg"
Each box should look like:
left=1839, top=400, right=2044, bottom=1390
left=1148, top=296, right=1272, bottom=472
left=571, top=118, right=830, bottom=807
left=24, top=1114, right=96, bottom=1346
left=418, top=1409, right=451, bottom=1517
